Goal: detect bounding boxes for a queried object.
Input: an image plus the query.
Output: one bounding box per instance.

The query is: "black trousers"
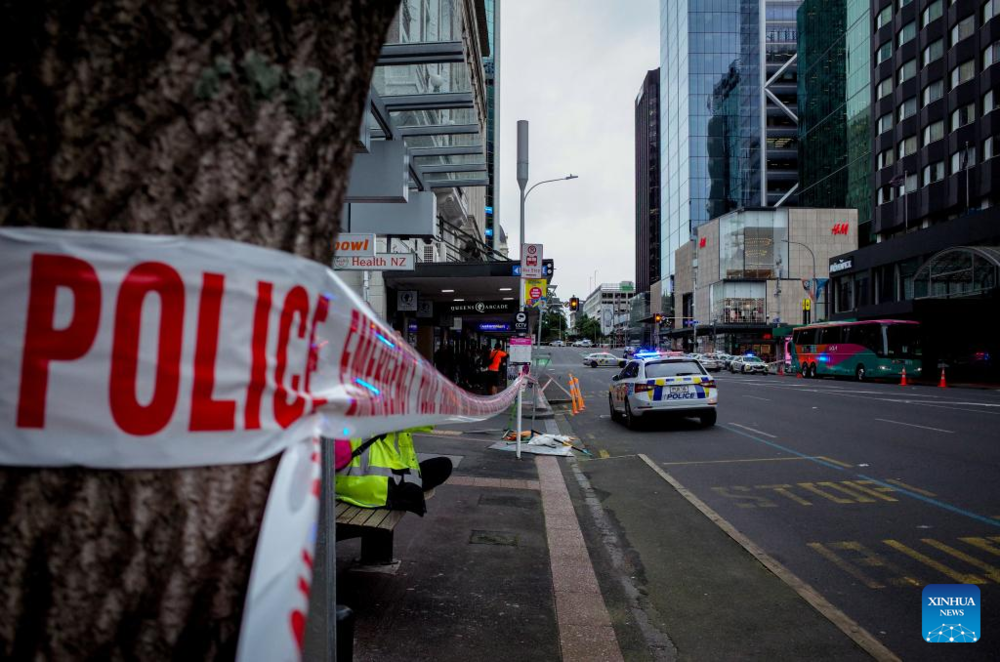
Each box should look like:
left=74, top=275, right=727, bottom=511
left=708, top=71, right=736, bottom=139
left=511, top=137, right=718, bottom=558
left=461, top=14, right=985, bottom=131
left=386, top=457, right=453, bottom=516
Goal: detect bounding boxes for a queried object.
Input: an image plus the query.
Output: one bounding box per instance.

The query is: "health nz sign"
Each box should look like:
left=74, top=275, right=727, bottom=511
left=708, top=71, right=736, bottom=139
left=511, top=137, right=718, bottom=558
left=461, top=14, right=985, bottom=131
left=333, top=253, right=415, bottom=271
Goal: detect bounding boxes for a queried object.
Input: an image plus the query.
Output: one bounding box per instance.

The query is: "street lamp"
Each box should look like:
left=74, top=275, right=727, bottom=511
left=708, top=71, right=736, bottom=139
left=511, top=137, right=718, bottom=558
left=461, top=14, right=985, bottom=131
left=783, top=238, right=817, bottom=320
left=519, top=174, right=579, bottom=250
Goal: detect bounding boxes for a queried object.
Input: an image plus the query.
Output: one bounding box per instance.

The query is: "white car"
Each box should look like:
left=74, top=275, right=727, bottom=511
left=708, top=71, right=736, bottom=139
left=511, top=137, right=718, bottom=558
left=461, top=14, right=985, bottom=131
left=609, top=355, right=718, bottom=428
left=572, top=339, right=593, bottom=347
left=583, top=352, right=620, bottom=368
left=729, top=355, right=768, bottom=374
left=691, top=353, right=721, bottom=372
left=550, top=340, right=565, bottom=347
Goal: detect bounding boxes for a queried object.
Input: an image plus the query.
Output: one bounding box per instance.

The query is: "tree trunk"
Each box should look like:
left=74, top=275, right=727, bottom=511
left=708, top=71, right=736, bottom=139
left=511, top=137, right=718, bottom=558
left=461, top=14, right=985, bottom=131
left=0, top=1, right=399, bottom=658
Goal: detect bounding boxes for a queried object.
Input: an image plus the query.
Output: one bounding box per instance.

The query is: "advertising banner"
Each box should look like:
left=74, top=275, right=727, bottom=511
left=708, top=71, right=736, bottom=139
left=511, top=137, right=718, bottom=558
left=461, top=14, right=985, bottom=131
left=332, top=233, right=376, bottom=257
left=333, top=253, right=415, bottom=271
left=523, top=278, right=547, bottom=308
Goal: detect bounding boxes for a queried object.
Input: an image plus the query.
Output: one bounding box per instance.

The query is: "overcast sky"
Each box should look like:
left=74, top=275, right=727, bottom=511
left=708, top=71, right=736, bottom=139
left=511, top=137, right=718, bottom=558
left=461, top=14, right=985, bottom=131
left=498, top=0, right=659, bottom=303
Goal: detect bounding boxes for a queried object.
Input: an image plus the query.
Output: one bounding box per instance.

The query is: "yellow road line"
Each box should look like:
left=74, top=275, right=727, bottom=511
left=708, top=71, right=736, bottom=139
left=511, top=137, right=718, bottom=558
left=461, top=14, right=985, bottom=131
left=798, top=482, right=855, bottom=504
left=807, top=542, right=885, bottom=589
left=638, top=454, right=901, bottom=662
left=920, top=539, right=1000, bottom=582
left=883, top=479, right=936, bottom=497
left=882, top=539, right=986, bottom=584
left=599, top=449, right=610, bottom=459
left=817, top=456, right=853, bottom=468
left=660, top=456, right=814, bottom=467
left=958, top=536, right=1000, bottom=557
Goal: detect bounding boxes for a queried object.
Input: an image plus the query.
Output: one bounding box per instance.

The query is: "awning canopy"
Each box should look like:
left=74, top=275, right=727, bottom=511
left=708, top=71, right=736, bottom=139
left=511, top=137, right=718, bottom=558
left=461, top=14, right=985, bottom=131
left=913, top=246, right=1000, bottom=300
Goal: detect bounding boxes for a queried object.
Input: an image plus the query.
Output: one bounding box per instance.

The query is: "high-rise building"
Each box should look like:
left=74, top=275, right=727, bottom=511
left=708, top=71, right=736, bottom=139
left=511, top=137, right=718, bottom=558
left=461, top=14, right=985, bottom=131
left=635, top=69, right=661, bottom=296
left=484, top=0, right=499, bottom=250
left=826, top=0, right=1000, bottom=381
left=797, top=0, right=873, bottom=242
left=658, top=1, right=801, bottom=301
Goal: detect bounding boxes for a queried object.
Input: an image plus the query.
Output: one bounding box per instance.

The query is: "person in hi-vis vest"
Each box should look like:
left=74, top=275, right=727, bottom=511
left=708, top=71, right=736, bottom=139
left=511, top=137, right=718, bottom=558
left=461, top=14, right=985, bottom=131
left=335, top=427, right=452, bottom=516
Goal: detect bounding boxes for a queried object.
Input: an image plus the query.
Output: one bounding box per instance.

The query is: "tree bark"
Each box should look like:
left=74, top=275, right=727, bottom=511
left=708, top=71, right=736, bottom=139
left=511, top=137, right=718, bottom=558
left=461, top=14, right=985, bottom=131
left=0, top=1, right=399, bottom=658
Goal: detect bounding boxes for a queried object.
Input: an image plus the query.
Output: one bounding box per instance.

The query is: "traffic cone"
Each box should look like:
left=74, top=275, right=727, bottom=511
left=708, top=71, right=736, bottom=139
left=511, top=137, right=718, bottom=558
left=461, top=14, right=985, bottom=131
left=569, top=374, right=579, bottom=415
left=900, top=368, right=908, bottom=386
left=938, top=368, right=947, bottom=388
left=577, top=380, right=587, bottom=411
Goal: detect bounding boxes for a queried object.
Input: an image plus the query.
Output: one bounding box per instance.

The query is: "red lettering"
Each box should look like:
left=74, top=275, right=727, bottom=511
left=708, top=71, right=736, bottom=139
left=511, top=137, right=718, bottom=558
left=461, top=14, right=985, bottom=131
left=306, top=294, right=330, bottom=413
left=245, top=282, right=273, bottom=429
left=109, top=262, right=185, bottom=436
left=17, top=254, right=102, bottom=428
left=274, top=286, right=309, bottom=429
left=190, top=273, right=236, bottom=431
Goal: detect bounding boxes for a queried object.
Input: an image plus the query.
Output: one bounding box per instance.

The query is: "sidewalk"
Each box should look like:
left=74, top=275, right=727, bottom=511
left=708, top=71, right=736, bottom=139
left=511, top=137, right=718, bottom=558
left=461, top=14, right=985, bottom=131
left=336, top=407, right=621, bottom=662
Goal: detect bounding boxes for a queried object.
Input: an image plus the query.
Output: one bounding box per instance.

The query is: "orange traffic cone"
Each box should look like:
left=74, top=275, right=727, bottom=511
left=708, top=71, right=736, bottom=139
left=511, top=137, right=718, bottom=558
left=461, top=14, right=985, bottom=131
left=568, top=374, right=579, bottom=415
left=577, top=381, right=587, bottom=411
left=899, top=368, right=908, bottom=386
left=938, top=368, right=947, bottom=388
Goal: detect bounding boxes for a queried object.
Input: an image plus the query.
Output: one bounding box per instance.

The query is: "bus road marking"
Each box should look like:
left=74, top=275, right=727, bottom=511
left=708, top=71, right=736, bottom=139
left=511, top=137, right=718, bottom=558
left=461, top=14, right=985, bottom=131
left=807, top=541, right=923, bottom=589
left=817, top=456, right=853, bottom=468
left=874, top=418, right=955, bottom=434
left=661, top=456, right=814, bottom=467
left=920, top=539, right=1000, bottom=583
left=729, top=423, right=776, bottom=438
left=884, top=479, right=936, bottom=497
left=709, top=480, right=900, bottom=508
left=882, top=540, right=987, bottom=584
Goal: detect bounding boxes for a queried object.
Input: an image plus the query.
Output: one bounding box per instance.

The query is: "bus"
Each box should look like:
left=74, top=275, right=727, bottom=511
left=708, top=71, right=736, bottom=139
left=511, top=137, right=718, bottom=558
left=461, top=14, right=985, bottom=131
left=791, top=320, right=922, bottom=381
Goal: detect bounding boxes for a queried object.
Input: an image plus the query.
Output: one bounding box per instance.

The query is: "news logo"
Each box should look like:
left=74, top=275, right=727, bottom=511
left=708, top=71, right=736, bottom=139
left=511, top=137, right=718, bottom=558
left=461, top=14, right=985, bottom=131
left=923, top=585, right=980, bottom=643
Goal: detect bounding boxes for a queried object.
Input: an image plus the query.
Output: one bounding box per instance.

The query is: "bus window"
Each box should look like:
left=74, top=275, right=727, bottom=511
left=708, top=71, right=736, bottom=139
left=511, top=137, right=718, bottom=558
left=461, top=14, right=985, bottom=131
left=816, top=327, right=843, bottom=344
left=886, top=324, right=921, bottom=358
left=845, top=323, right=883, bottom=355
left=795, top=328, right=817, bottom=346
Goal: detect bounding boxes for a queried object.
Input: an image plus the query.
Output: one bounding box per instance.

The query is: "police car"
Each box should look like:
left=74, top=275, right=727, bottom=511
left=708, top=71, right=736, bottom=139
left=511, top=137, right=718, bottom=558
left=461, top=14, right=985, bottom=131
left=583, top=352, right=620, bottom=367
left=608, top=352, right=718, bottom=429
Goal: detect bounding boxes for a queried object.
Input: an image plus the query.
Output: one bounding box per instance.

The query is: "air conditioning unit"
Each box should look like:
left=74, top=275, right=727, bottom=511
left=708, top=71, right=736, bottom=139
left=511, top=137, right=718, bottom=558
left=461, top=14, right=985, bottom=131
left=421, top=242, right=439, bottom=263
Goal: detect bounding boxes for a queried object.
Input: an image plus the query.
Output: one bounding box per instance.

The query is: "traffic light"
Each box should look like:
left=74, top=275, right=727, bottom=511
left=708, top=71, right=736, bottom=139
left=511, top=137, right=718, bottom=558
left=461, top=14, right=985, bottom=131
left=569, top=297, right=579, bottom=311
left=654, top=314, right=663, bottom=323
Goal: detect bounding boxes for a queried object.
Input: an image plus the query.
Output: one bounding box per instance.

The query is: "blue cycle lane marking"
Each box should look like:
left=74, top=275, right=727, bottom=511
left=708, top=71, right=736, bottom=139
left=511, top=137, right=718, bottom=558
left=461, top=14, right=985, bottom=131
left=721, top=424, right=1000, bottom=530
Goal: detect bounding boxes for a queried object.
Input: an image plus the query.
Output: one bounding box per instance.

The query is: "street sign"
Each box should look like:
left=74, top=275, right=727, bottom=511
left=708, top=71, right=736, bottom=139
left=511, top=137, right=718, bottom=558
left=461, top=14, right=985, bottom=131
left=333, top=253, right=415, bottom=271
left=509, top=337, right=532, bottom=364
left=515, top=312, right=527, bottom=323
left=397, top=290, right=417, bottom=312
left=619, top=281, right=635, bottom=292
left=521, top=243, right=543, bottom=278
left=512, top=264, right=550, bottom=277
left=333, top=233, right=376, bottom=257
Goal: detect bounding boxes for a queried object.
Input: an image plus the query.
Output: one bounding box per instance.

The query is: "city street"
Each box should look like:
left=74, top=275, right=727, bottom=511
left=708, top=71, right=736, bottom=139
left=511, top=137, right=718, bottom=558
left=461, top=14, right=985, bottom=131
left=541, top=346, right=1000, bottom=660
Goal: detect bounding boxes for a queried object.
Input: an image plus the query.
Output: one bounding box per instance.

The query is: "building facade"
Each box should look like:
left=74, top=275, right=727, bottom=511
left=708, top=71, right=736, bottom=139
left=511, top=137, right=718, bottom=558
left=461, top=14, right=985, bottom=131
left=484, top=0, right=499, bottom=249
left=635, top=68, right=662, bottom=295
left=670, top=207, right=857, bottom=356
left=797, top=0, right=874, bottom=241
left=826, top=0, right=1000, bottom=381
left=658, top=0, right=802, bottom=307
left=582, top=283, right=638, bottom=340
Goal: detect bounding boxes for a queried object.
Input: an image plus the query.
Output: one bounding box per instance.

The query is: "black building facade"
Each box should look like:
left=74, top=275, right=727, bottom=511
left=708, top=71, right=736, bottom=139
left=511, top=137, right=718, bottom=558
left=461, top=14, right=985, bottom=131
left=827, top=0, right=1000, bottom=381
left=635, top=68, right=661, bottom=295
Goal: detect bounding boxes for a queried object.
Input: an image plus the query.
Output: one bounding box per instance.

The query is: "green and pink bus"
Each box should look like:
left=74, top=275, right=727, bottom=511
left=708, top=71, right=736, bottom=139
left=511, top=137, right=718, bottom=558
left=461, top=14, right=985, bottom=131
left=790, top=320, right=922, bottom=381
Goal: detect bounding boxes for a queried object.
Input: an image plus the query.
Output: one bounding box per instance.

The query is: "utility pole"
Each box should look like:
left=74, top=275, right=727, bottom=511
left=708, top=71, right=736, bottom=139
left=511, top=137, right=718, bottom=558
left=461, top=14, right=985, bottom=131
left=515, top=119, right=528, bottom=460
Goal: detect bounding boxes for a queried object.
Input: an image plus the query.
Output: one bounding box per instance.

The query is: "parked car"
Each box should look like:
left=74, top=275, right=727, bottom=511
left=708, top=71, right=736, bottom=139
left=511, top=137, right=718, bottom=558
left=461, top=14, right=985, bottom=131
left=584, top=352, right=620, bottom=367
left=572, top=339, right=594, bottom=348
left=609, top=355, right=718, bottom=428
left=729, top=355, right=768, bottom=374
left=550, top=340, right=565, bottom=347
left=692, top=353, right=721, bottom=372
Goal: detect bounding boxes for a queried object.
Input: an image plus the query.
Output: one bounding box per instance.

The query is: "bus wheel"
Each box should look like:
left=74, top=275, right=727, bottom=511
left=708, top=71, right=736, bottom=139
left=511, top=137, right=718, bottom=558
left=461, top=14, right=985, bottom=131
left=809, top=363, right=817, bottom=378
left=856, top=364, right=866, bottom=381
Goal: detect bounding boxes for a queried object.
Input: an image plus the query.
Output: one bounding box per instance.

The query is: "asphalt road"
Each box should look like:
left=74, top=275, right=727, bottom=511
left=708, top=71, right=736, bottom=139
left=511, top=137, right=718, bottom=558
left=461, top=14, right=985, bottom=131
left=539, top=346, right=1000, bottom=661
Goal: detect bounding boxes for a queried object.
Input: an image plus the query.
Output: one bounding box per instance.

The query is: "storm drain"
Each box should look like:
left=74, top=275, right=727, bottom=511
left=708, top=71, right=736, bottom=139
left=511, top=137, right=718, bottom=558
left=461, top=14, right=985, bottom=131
left=469, top=530, right=519, bottom=546
left=478, top=494, right=539, bottom=509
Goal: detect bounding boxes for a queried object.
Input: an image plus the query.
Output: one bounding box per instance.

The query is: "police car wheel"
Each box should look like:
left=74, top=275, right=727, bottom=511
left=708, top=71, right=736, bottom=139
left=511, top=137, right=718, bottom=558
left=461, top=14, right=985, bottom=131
left=609, top=395, right=620, bottom=422
left=699, top=410, right=717, bottom=427
left=624, top=400, right=637, bottom=429
left=590, top=361, right=598, bottom=368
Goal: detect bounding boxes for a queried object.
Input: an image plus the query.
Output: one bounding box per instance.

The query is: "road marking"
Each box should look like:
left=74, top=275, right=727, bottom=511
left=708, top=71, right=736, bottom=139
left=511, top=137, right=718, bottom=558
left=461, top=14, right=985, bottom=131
left=884, top=479, right=936, bottom=497
left=882, top=539, right=987, bottom=584
left=599, top=449, right=610, bottom=459
left=960, top=536, right=1000, bottom=557
left=874, top=418, right=955, bottom=434
left=723, top=424, right=1000, bottom=528
left=757, top=484, right=814, bottom=506
left=638, top=455, right=901, bottom=662
left=843, top=481, right=898, bottom=502
left=729, top=423, right=777, bottom=438
left=661, top=456, right=813, bottom=467
left=742, top=395, right=771, bottom=402
left=807, top=541, right=922, bottom=589
left=797, top=482, right=856, bottom=504
left=817, top=456, right=853, bottom=468
left=920, top=539, right=1000, bottom=582
left=429, top=429, right=464, bottom=436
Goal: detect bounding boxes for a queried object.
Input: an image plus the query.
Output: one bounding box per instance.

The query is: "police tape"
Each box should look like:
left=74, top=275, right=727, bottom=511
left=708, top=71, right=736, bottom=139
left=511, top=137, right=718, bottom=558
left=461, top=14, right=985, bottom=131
left=0, top=227, right=527, bottom=661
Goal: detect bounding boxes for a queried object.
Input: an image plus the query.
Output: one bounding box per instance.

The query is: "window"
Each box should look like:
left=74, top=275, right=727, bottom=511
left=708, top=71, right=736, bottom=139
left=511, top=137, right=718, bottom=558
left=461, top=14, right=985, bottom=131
left=878, top=149, right=896, bottom=169
left=923, top=0, right=943, bottom=26
left=878, top=77, right=893, bottom=100
left=898, top=59, right=917, bottom=83
left=985, top=42, right=1000, bottom=68
left=951, top=146, right=977, bottom=172
left=986, top=136, right=997, bottom=160
left=644, top=361, right=706, bottom=378
left=877, top=5, right=892, bottom=29
left=877, top=184, right=895, bottom=204
left=878, top=113, right=893, bottom=133
left=986, top=90, right=997, bottom=114
left=898, top=0, right=913, bottom=7
left=923, top=120, right=944, bottom=145
left=923, top=80, right=944, bottom=105
left=952, top=103, right=975, bottom=130
left=846, top=324, right=883, bottom=354
left=621, top=362, right=640, bottom=379
left=923, top=39, right=943, bottom=66
left=899, top=96, right=917, bottom=120
left=899, top=172, right=918, bottom=195
left=876, top=41, right=893, bottom=64
left=987, top=0, right=999, bottom=23
left=898, top=21, right=916, bottom=46
left=886, top=324, right=921, bottom=358
left=923, top=161, right=945, bottom=185
left=951, top=60, right=975, bottom=89
left=952, top=16, right=975, bottom=45
left=898, top=135, right=917, bottom=159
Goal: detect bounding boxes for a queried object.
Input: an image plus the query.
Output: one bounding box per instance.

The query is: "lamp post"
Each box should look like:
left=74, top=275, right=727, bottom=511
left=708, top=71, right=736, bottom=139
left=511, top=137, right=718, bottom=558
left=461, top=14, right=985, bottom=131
left=783, top=238, right=817, bottom=321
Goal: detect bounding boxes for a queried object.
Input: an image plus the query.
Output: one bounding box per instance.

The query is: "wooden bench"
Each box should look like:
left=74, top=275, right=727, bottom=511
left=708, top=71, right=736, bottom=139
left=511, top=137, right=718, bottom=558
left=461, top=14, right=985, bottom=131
left=335, top=502, right=407, bottom=565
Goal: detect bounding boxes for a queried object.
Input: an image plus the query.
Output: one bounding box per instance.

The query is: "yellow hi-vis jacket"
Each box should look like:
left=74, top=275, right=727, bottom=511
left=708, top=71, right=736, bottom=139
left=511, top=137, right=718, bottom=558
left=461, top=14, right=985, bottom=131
left=335, top=427, right=432, bottom=508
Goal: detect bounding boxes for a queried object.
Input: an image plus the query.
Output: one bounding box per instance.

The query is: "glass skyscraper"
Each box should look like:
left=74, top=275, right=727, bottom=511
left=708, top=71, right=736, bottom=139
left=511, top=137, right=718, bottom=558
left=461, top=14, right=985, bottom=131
left=659, top=0, right=800, bottom=297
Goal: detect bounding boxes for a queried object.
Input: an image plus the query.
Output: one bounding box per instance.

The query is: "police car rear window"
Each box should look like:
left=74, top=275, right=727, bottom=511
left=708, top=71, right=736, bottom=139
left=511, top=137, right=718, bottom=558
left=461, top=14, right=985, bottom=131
left=644, top=361, right=706, bottom=378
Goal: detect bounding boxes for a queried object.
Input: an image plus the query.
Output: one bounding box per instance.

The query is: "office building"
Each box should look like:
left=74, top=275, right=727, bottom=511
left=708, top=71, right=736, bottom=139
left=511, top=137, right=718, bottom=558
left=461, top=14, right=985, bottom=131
left=635, top=68, right=662, bottom=297
left=657, top=0, right=802, bottom=315
left=484, top=0, right=500, bottom=249
left=826, top=0, right=1000, bottom=381
left=583, top=283, right=638, bottom=339
left=797, top=0, right=874, bottom=242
